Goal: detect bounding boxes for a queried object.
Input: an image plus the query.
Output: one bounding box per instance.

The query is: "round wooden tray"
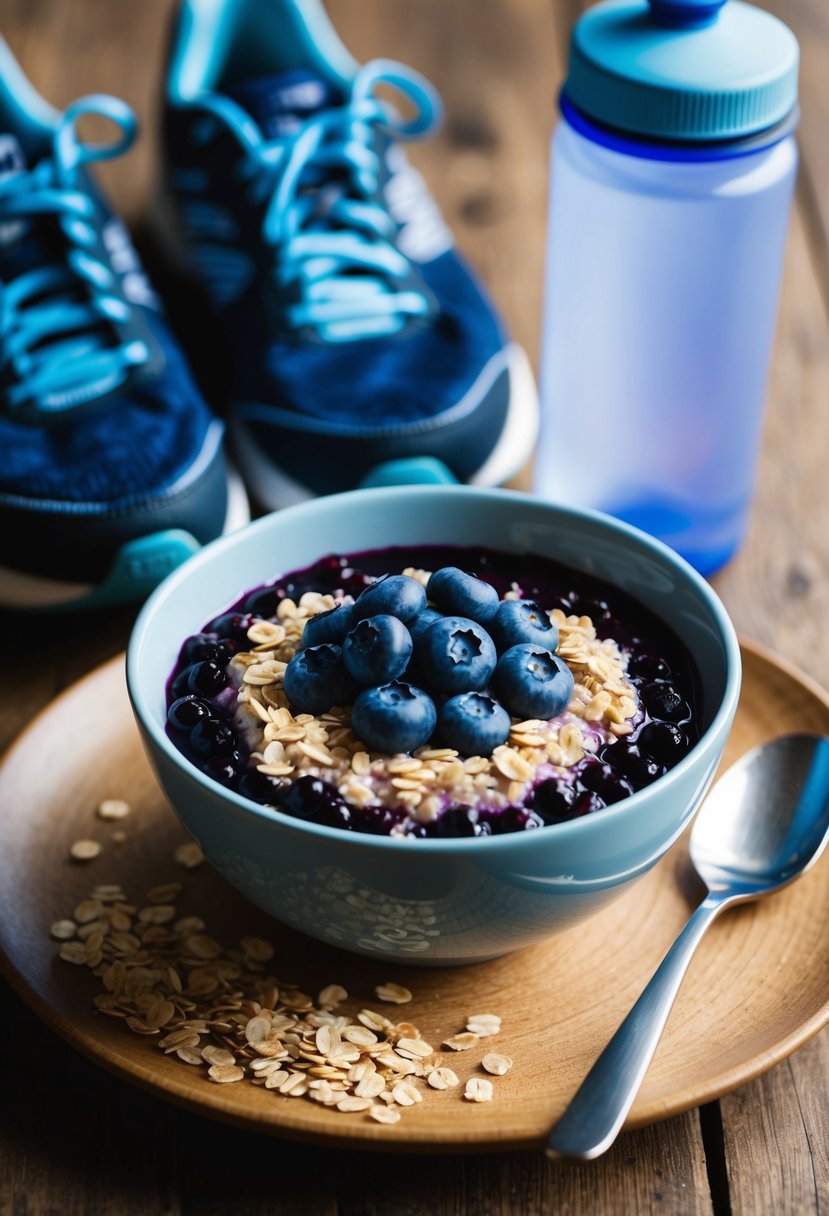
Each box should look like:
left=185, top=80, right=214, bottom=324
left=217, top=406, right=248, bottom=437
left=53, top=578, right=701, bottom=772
left=1, top=640, right=828, bottom=1152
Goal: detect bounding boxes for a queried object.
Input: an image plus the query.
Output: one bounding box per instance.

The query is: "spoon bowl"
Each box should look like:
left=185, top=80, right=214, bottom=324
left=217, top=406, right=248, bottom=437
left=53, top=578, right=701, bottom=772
left=690, top=733, right=829, bottom=897
left=548, top=732, right=829, bottom=1160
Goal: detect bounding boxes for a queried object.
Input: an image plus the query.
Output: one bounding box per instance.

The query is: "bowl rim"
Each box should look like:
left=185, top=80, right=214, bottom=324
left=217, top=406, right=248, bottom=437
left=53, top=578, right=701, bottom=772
left=127, top=485, right=742, bottom=855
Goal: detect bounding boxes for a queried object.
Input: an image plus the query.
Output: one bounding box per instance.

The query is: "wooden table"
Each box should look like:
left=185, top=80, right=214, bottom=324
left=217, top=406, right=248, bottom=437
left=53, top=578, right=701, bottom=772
left=1, top=0, right=827, bottom=1211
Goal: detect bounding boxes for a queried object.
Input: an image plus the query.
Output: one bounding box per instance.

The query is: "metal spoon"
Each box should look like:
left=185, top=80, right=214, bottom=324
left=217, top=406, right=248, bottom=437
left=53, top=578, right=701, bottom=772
left=547, top=732, right=829, bottom=1161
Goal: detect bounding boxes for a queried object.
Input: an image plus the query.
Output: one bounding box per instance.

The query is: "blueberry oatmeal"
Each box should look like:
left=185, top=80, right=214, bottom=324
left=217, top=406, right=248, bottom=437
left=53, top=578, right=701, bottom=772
left=166, top=547, right=701, bottom=837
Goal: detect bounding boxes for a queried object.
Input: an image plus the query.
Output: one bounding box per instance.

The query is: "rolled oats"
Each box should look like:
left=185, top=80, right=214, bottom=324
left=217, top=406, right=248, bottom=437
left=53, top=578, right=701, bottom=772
left=173, top=842, right=205, bottom=869
left=97, top=799, right=130, bottom=821
left=54, top=848, right=513, bottom=1126
left=354, top=1071, right=386, bottom=1099
left=427, top=1067, right=460, bottom=1090
left=466, top=1014, right=501, bottom=1037
left=392, top=1080, right=422, bottom=1106
left=50, top=919, right=78, bottom=940
left=69, top=839, right=101, bottom=861
left=464, top=1078, right=494, bottom=1103
left=318, top=984, right=348, bottom=1008
left=336, top=1095, right=373, bottom=1113
left=374, top=983, right=413, bottom=1005
left=208, top=1063, right=245, bottom=1083
left=442, top=1032, right=480, bottom=1052
left=481, top=1053, right=513, bottom=1076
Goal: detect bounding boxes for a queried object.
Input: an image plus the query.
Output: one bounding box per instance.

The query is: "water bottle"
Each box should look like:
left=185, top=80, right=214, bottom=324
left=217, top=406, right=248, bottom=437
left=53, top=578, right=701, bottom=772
left=535, top=0, right=799, bottom=576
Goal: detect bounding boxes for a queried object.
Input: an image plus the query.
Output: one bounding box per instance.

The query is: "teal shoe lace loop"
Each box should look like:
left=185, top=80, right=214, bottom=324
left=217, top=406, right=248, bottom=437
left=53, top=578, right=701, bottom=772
left=0, top=95, right=149, bottom=415
left=240, top=60, right=443, bottom=342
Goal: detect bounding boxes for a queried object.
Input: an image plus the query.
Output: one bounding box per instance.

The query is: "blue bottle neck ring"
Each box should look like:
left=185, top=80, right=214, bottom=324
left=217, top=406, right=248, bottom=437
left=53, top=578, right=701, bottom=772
left=560, top=93, right=799, bottom=163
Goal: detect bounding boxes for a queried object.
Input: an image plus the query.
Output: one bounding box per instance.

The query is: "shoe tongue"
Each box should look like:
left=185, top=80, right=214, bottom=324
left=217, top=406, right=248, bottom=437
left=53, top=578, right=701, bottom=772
left=0, top=133, right=40, bottom=270
left=226, top=68, right=338, bottom=139
left=0, top=132, right=67, bottom=284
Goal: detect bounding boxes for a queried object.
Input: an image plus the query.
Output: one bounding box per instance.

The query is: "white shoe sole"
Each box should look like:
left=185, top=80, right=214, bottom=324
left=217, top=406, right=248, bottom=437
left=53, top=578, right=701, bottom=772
left=232, top=342, right=539, bottom=511
left=0, top=462, right=250, bottom=610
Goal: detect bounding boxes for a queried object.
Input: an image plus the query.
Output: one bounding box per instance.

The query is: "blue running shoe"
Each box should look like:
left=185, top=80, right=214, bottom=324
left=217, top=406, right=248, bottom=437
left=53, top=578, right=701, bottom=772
left=164, top=0, right=539, bottom=506
left=0, top=42, right=248, bottom=609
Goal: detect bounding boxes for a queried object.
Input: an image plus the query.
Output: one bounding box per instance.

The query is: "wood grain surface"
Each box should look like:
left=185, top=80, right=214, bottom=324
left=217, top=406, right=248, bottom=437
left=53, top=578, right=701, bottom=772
left=1, top=0, right=828, bottom=1211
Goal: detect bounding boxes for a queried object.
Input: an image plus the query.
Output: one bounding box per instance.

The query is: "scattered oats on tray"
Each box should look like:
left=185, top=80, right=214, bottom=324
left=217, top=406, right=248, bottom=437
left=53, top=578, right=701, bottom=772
left=69, top=839, right=101, bottom=861
left=442, top=1032, right=480, bottom=1051
left=374, top=982, right=413, bottom=1005
left=97, top=798, right=130, bottom=821
left=466, top=1013, right=502, bottom=1037
left=464, top=1078, right=494, bottom=1103
left=173, top=841, right=205, bottom=869
left=481, top=1053, right=513, bottom=1076
left=53, top=836, right=513, bottom=1124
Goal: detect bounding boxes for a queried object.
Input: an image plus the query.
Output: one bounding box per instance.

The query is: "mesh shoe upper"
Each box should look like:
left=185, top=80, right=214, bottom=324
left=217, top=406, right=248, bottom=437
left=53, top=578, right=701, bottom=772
left=165, top=1, right=513, bottom=492
left=0, top=87, right=229, bottom=585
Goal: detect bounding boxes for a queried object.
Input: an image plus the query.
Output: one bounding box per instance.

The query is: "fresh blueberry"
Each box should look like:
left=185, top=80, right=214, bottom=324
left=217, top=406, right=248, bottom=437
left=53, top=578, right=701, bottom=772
left=425, top=805, right=480, bottom=838
left=279, top=774, right=323, bottom=817
left=181, top=633, right=234, bottom=665
left=426, top=567, right=499, bottom=624
left=532, top=778, right=580, bottom=824
left=201, top=749, right=245, bottom=785
left=352, top=574, right=427, bottom=623
left=302, top=601, right=355, bottom=648
left=343, top=615, right=413, bottom=685
left=283, top=644, right=356, bottom=715
left=238, top=769, right=279, bottom=804
left=173, top=660, right=228, bottom=698
left=492, top=806, right=544, bottom=833
left=636, top=721, right=688, bottom=765
left=350, top=803, right=409, bottom=836
left=170, top=668, right=192, bottom=699
left=167, top=695, right=214, bottom=731
left=627, top=652, right=672, bottom=682
left=279, top=775, right=353, bottom=830
left=642, top=683, right=690, bottom=723
left=419, top=616, right=497, bottom=694
left=244, top=586, right=281, bottom=617
left=189, top=717, right=236, bottom=759
left=437, top=692, right=511, bottom=756
left=407, top=606, right=444, bottom=643
left=493, top=644, right=573, bottom=719
left=578, top=762, right=634, bottom=805
left=602, top=742, right=665, bottom=786
left=570, top=789, right=608, bottom=817
left=489, top=599, right=559, bottom=652
left=204, top=612, right=258, bottom=643
left=351, top=681, right=437, bottom=754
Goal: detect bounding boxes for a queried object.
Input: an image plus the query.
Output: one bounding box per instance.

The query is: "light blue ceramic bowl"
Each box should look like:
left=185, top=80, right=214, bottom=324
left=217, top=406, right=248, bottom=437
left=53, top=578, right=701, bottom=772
left=127, top=487, right=741, bottom=966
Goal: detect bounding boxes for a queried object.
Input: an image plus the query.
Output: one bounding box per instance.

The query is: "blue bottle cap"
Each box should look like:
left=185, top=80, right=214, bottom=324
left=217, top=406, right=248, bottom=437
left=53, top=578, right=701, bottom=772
left=565, top=0, right=798, bottom=141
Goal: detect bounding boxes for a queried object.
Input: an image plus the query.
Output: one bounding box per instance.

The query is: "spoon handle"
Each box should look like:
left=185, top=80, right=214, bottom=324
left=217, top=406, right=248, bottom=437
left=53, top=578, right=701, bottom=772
left=547, top=894, right=724, bottom=1160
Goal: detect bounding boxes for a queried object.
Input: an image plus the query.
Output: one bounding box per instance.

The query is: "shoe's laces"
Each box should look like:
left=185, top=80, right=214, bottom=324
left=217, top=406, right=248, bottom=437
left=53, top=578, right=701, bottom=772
left=0, top=95, right=149, bottom=415
left=237, top=59, right=442, bottom=342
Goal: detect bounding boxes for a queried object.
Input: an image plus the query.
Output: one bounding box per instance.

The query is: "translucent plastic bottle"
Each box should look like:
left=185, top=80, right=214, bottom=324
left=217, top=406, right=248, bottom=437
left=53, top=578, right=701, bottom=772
left=535, top=0, right=799, bottom=575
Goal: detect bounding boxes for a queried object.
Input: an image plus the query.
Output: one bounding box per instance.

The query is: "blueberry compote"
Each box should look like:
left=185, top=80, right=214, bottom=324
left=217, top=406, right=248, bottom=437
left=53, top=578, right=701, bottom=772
left=166, top=546, right=702, bottom=838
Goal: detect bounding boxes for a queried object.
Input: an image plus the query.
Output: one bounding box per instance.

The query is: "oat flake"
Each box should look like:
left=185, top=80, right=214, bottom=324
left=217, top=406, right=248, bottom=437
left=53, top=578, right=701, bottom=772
left=464, top=1078, right=494, bottom=1103
left=375, top=983, right=413, bottom=1005
left=173, top=842, right=204, bottom=869
left=97, top=798, right=130, bottom=821
left=69, top=839, right=101, bottom=861
left=481, top=1053, right=513, bottom=1076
